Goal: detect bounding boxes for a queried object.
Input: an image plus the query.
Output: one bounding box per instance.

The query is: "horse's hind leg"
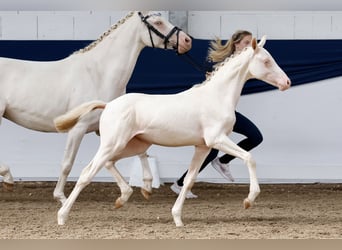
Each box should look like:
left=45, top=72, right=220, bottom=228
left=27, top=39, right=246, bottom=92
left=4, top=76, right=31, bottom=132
left=104, top=161, right=133, bottom=208
left=139, top=152, right=153, bottom=200
left=0, top=163, right=14, bottom=191
left=58, top=160, right=95, bottom=225
left=58, top=147, right=113, bottom=225
left=172, top=145, right=210, bottom=227
left=116, top=138, right=152, bottom=200
left=0, top=106, right=14, bottom=191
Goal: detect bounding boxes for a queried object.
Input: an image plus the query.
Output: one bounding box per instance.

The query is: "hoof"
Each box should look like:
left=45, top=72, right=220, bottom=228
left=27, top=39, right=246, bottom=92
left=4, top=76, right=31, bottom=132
left=174, top=219, right=184, bottom=227
left=3, top=182, right=14, bottom=192
left=57, top=218, right=66, bottom=226
left=114, top=198, right=123, bottom=209
left=57, top=210, right=67, bottom=225
left=243, top=198, right=252, bottom=209
left=141, top=188, right=152, bottom=200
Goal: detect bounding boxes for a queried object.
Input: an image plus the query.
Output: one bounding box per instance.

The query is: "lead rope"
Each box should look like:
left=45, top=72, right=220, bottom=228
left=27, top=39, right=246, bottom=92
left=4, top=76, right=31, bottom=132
left=179, top=51, right=208, bottom=73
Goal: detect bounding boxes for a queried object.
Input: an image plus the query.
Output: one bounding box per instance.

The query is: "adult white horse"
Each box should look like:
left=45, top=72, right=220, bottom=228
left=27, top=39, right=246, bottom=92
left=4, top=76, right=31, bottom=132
left=0, top=11, right=192, bottom=204
left=55, top=36, right=291, bottom=227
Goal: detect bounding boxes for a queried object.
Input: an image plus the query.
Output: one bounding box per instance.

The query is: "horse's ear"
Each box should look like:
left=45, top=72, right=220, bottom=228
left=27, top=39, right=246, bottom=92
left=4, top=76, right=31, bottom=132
left=258, top=35, right=267, bottom=48
left=252, top=38, right=257, bottom=50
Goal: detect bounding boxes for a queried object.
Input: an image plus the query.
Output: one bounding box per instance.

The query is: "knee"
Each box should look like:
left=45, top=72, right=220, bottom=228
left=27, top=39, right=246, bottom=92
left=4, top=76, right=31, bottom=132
left=244, top=152, right=256, bottom=166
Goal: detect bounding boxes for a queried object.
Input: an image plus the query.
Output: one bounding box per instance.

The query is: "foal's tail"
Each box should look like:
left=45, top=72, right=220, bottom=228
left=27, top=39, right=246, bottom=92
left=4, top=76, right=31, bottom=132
left=54, top=100, right=106, bottom=133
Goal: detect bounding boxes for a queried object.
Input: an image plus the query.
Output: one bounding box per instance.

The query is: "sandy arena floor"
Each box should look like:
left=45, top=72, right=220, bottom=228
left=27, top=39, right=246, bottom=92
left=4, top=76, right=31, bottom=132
left=1, top=181, right=342, bottom=239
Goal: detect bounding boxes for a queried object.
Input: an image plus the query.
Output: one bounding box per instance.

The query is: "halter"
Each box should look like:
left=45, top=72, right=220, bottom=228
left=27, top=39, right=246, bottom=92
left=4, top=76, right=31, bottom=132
left=138, top=12, right=182, bottom=54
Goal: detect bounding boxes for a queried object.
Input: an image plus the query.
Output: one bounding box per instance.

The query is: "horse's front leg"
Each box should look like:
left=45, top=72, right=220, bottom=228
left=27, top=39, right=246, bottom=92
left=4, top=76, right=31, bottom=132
left=213, top=136, right=260, bottom=208
left=171, top=145, right=210, bottom=227
left=0, top=163, right=14, bottom=191
left=53, top=126, right=87, bottom=204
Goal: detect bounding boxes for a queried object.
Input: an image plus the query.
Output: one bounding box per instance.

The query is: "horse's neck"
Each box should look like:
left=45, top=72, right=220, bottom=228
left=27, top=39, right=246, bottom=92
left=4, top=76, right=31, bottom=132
left=73, top=14, right=145, bottom=96
left=204, top=56, right=251, bottom=109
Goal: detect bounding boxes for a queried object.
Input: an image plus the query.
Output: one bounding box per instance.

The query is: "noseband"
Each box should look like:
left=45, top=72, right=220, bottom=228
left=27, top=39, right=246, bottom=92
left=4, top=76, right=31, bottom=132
left=138, top=12, right=182, bottom=54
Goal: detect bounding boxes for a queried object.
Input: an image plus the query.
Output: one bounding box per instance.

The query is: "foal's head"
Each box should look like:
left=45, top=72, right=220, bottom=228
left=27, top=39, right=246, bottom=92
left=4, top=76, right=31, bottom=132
left=248, top=36, right=291, bottom=91
left=138, top=11, right=192, bottom=54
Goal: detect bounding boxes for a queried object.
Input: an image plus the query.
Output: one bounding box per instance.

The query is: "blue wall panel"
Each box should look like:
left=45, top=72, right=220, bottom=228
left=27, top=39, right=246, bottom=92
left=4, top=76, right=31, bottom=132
left=1, top=39, right=342, bottom=95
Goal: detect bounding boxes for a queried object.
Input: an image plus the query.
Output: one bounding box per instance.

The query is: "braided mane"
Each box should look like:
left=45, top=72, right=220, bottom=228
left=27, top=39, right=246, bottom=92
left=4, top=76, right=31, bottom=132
left=73, top=11, right=135, bottom=54
left=192, top=48, right=247, bottom=88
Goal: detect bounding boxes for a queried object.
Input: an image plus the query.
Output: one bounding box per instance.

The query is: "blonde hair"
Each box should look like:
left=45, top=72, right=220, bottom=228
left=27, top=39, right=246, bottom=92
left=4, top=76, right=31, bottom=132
left=207, top=30, right=252, bottom=63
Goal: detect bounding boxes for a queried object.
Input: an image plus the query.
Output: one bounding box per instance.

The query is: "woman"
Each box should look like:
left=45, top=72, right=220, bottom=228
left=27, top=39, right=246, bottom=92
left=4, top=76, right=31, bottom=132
left=170, top=30, right=263, bottom=198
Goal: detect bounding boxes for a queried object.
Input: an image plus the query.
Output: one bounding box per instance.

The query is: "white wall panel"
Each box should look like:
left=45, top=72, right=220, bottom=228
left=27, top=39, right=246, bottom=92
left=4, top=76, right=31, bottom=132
left=332, top=14, right=342, bottom=37
left=188, top=11, right=222, bottom=39
left=220, top=14, right=258, bottom=39
left=37, top=14, right=74, bottom=40
left=0, top=12, right=37, bottom=39
left=74, top=12, right=110, bottom=40
left=257, top=14, right=295, bottom=39
left=187, top=11, right=342, bottom=39
left=232, top=77, right=342, bottom=182
left=1, top=11, right=342, bottom=41
left=294, top=15, right=313, bottom=39
left=312, top=14, right=333, bottom=39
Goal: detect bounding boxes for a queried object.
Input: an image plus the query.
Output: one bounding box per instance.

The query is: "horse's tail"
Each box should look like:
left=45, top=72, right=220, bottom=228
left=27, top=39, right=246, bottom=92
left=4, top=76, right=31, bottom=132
left=54, top=100, right=106, bottom=133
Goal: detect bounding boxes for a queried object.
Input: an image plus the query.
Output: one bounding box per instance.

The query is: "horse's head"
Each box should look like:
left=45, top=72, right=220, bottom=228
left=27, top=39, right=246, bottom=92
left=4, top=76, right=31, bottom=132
left=248, top=36, right=291, bottom=91
left=138, top=11, right=192, bottom=54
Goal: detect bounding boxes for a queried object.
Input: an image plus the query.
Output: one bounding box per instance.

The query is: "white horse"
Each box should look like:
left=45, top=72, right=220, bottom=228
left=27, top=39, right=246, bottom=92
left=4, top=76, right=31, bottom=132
left=0, top=11, right=192, bottom=204
left=54, top=36, right=291, bottom=227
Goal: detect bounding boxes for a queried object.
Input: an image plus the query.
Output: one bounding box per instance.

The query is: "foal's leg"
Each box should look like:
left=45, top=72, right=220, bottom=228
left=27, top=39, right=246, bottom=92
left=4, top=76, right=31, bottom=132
left=104, top=150, right=152, bottom=206
left=105, top=155, right=152, bottom=206
left=53, top=125, right=87, bottom=204
left=138, top=152, right=153, bottom=200
left=104, top=161, right=133, bottom=208
left=172, top=145, right=210, bottom=227
left=58, top=147, right=113, bottom=225
left=58, top=113, right=137, bottom=225
left=116, top=139, right=152, bottom=200
left=0, top=163, right=14, bottom=191
left=213, top=136, right=260, bottom=209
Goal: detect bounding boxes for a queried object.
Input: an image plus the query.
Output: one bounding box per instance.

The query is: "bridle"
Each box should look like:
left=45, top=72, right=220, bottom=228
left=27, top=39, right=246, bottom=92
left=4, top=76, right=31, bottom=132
left=138, top=12, right=182, bottom=54
left=139, top=12, right=206, bottom=72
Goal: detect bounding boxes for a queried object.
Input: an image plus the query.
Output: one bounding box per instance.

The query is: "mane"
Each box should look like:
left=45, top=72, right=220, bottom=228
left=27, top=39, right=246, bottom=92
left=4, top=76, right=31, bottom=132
left=73, top=11, right=136, bottom=55
left=191, top=47, right=248, bottom=88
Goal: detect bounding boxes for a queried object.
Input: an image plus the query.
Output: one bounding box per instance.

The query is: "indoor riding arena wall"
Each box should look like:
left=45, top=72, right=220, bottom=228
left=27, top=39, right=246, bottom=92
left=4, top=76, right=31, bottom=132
left=0, top=11, right=341, bottom=184
left=1, top=9, right=342, bottom=240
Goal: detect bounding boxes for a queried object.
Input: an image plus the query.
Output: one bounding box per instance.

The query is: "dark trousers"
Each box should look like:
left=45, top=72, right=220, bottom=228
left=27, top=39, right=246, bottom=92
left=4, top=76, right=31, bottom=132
left=177, top=111, right=263, bottom=186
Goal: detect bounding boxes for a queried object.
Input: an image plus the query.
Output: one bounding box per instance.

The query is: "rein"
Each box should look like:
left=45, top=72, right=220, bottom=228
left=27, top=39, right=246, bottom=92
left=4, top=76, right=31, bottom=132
left=138, top=12, right=182, bottom=54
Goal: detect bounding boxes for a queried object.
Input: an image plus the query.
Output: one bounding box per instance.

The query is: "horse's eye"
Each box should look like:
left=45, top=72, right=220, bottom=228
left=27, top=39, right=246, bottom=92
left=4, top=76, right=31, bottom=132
left=155, top=21, right=162, bottom=26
